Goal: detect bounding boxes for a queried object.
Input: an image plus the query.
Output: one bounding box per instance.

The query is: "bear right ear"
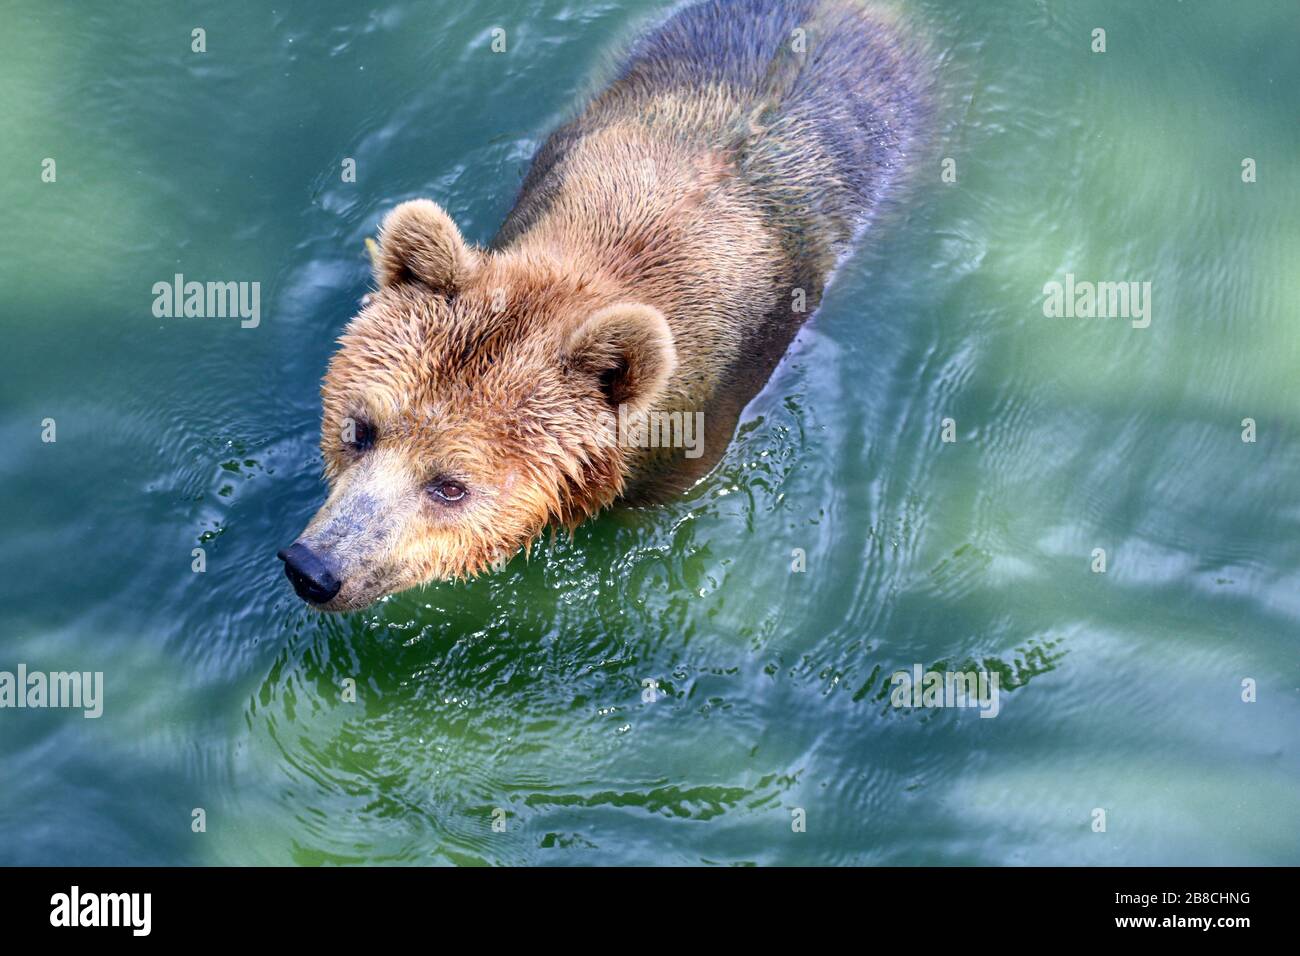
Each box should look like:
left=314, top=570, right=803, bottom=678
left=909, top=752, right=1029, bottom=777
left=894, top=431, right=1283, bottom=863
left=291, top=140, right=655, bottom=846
left=563, top=303, right=676, bottom=415
left=373, top=199, right=479, bottom=293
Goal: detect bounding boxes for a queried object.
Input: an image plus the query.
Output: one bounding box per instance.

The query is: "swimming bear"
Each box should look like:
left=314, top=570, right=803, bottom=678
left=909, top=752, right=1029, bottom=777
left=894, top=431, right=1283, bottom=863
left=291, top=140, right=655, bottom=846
left=280, top=0, right=931, bottom=610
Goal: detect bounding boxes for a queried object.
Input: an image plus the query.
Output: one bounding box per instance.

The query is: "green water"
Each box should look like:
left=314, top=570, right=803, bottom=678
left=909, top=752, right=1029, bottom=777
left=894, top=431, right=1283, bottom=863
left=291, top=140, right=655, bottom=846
left=1, top=0, right=1297, bottom=865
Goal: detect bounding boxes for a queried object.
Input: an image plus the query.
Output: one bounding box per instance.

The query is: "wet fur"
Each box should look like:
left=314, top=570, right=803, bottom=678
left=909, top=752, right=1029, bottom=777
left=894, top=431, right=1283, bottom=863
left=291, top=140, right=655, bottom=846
left=296, top=0, right=931, bottom=610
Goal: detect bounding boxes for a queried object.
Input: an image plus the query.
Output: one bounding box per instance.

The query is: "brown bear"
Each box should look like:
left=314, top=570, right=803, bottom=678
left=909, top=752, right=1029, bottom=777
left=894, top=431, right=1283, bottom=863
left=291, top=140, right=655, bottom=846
left=279, top=0, right=930, bottom=610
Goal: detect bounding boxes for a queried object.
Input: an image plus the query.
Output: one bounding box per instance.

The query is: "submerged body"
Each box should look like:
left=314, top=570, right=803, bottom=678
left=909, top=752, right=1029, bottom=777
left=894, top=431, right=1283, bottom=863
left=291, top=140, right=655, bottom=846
left=500, top=0, right=930, bottom=496
left=280, top=0, right=930, bottom=610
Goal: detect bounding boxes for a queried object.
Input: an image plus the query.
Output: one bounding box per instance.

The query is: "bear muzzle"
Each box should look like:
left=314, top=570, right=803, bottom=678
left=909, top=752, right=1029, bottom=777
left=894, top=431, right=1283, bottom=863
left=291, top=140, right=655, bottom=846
left=277, top=541, right=343, bottom=606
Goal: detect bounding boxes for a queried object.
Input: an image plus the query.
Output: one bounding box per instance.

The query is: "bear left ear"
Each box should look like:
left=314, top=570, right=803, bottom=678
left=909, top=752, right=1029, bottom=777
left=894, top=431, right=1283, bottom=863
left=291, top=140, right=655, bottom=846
left=373, top=199, right=480, bottom=293
left=564, top=303, right=677, bottom=414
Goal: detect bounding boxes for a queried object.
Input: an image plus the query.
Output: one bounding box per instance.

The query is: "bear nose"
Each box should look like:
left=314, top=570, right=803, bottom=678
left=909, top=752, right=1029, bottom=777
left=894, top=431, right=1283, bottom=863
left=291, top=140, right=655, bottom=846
left=277, top=542, right=342, bottom=605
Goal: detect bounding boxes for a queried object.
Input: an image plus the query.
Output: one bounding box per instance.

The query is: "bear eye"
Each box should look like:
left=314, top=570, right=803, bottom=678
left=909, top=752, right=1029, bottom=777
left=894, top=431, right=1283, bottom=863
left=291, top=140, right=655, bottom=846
left=429, top=479, right=467, bottom=503
left=345, top=418, right=376, bottom=452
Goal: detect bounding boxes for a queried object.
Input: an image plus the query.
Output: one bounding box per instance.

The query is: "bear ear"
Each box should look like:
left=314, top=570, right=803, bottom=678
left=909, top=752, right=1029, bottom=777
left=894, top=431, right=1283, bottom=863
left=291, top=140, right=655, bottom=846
left=373, top=199, right=479, bottom=293
left=563, top=303, right=676, bottom=415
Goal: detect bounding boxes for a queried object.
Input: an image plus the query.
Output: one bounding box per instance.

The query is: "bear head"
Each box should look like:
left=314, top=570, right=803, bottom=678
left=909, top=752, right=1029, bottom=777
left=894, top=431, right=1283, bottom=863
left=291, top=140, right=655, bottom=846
left=279, top=199, right=676, bottom=611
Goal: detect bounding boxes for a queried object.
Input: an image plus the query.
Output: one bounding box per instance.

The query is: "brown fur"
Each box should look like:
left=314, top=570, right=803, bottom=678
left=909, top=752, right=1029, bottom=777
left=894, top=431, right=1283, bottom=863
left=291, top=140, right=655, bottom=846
left=286, top=0, right=929, bottom=610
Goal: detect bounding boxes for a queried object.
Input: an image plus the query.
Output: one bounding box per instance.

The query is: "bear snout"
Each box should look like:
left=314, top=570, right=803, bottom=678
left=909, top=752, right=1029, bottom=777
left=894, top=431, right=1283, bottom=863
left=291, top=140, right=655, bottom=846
left=277, top=541, right=343, bottom=606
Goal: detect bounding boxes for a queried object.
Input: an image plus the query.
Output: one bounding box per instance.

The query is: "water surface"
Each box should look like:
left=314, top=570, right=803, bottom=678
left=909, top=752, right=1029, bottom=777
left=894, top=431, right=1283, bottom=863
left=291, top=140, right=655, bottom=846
left=0, top=0, right=1297, bottom=865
